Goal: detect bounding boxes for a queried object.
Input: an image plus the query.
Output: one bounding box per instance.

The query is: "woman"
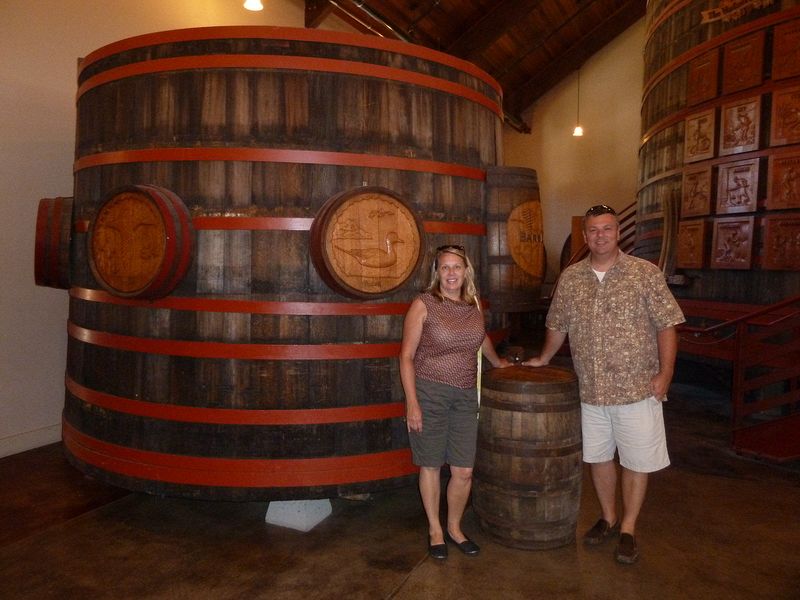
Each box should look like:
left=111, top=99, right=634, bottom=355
left=399, top=244, right=511, bottom=560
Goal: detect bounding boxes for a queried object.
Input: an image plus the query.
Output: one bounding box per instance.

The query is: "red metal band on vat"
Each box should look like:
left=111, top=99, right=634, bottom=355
left=73, top=147, right=486, bottom=181
left=68, top=322, right=401, bottom=360
left=62, top=420, right=417, bottom=488
left=78, top=26, right=502, bottom=97
left=66, top=376, right=405, bottom=425
left=70, top=287, right=411, bottom=315
left=77, top=55, right=502, bottom=118
left=189, top=216, right=487, bottom=236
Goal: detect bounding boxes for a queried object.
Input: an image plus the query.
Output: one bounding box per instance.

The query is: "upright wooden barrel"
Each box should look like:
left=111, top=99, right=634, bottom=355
left=484, top=166, right=545, bottom=313
left=640, top=3, right=800, bottom=302
left=473, top=365, right=581, bottom=550
left=64, top=26, right=502, bottom=500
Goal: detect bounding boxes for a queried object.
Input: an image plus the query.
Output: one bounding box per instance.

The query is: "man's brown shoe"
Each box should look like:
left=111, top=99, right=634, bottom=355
left=583, top=518, right=620, bottom=545
left=615, top=533, right=639, bottom=564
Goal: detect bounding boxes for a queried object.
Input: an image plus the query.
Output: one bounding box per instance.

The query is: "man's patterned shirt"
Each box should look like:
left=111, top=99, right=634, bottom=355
left=546, top=252, right=685, bottom=406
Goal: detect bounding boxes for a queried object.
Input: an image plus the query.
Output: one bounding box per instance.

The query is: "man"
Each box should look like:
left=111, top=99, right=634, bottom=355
left=523, top=204, right=685, bottom=564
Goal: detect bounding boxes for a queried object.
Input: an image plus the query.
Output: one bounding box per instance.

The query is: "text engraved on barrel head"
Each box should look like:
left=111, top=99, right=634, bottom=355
left=507, top=201, right=544, bottom=278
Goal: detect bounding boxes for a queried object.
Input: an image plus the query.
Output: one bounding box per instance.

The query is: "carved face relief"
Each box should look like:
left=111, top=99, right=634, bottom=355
left=90, top=191, right=166, bottom=293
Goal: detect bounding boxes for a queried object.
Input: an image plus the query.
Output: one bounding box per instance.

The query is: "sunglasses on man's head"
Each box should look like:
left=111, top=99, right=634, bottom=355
left=436, top=244, right=465, bottom=253
left=585, top=204, right=617, bottom=217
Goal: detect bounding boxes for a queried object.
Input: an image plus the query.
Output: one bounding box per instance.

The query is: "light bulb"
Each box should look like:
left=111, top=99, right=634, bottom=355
left=243, top=0, right=264, bottom=11
left=573, top=125, right=584, bottom=137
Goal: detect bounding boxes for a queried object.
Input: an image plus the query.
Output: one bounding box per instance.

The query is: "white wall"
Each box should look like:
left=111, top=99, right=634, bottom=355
left=0, top=0, right=350, bottom=457
left=504, top=19, right=645, bottom=283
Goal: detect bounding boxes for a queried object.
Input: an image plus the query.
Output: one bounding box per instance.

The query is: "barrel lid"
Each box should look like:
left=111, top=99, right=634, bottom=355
left=310, top=187, right=424, bottom=299
left=88, top=185, right=193, bottom=299
left=482, top=365, right=577, bottom=394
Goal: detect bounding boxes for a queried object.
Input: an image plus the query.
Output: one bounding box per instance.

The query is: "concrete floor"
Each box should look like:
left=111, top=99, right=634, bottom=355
left=1, top=382, right=799, bottom=599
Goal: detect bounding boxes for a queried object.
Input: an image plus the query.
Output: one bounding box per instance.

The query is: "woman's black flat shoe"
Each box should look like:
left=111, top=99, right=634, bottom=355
left=445, top=532, right=480, bottom=556
left=428, top=541, right=448, bottom=560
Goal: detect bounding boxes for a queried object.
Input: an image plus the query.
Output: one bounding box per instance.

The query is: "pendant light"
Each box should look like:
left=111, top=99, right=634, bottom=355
left=244, top=0, right=264, bottom=11
left=573, top=70, right=584, bottom=137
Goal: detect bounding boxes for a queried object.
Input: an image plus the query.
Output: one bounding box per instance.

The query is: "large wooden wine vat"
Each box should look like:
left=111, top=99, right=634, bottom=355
left=29, top=26, right=548, bottom=500
left=640, top=2, right=800, bottom=303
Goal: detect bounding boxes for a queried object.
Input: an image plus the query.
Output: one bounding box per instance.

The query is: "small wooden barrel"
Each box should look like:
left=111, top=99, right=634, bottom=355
left=34, top=197, right=73, bottom=289
left=473, top=365, right=581, bottom=550
left=88, top=185, right=193, bottom=299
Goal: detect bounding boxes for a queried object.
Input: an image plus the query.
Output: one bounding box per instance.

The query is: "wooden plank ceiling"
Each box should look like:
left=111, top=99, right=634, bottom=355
left=305, top=0, right=646, bottom=132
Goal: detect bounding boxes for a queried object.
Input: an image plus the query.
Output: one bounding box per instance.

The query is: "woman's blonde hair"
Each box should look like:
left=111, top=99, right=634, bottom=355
left=424, top=245, right=478, bottom=304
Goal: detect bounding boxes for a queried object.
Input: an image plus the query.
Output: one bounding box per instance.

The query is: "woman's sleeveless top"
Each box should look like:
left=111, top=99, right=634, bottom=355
left=414, top=292, right=485, bottom=389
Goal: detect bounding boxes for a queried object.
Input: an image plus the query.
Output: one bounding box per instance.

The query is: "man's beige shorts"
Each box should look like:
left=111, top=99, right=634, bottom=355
left=581, top=397, right=670, bottom=473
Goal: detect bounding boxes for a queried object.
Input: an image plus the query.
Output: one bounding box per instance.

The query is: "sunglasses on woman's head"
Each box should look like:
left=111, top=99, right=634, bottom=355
left=585, top=204, right=617, bottom=217
left=436, top=244, right=465, bottom=253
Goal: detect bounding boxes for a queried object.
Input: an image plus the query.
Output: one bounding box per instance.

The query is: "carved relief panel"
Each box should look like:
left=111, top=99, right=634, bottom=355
left=677, top=220, right=707, bottom=269
left=716, top=159, right=759, bottom=214
left=687, top=48, right=719, bottom=106
left=711, top=216, right=754, bottom=270
left=767, top=153, right=800, bottom=210
left=763, top=215, right=800, bottom=270
left=770, top=85, right=800, bottom=147
left=684, top=109, right=715, bottom=163
left=719, top=96, right=760, bottom=156
left=722, top=31, right=764, bottom=95
left=773, top=19, right=800, bottom=80
left=681, top=166, right=712, bottom=217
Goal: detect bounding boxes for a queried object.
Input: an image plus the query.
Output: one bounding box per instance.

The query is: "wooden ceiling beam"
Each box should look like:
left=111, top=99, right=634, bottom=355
left=305, top=0, right=334, bottom=29
left=446, top=0, right=544, bottom=59
left=505, top=0, right=645, bottom=114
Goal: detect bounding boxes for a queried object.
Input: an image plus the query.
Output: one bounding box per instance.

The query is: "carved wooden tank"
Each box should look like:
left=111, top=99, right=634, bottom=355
left=641, top=2, right=800, bottom=302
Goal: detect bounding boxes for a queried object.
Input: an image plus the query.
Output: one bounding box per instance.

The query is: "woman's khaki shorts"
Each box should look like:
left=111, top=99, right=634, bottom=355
left=408, top=378, right=479, bottom=468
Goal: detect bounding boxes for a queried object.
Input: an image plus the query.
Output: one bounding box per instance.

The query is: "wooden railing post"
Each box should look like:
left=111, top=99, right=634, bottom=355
left=731, top=321, right=748, bottom=436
